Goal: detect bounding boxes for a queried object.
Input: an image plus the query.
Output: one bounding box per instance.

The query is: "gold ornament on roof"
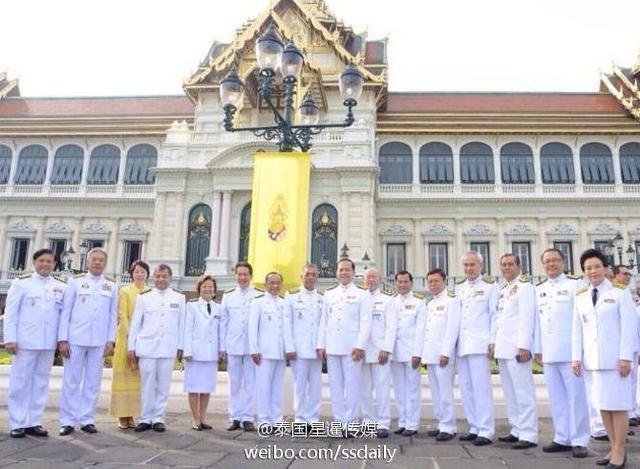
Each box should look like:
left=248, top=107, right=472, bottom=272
left=196, top=211, right=207, bottom=225
left=320, top=210, right=329, bottom=225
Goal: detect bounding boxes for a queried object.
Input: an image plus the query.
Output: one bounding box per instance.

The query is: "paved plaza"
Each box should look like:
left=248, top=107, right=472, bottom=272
left=0, top=411, right=639, bottom=468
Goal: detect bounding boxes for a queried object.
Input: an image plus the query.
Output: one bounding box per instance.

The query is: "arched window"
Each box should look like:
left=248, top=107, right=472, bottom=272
left=238, top=203, right=251, bottom=262
left=460, top=142, right=494, bottom=183
left=50, top=144, right=83, bottom=185
left=580, top=143, right=614, bottom=184
left=500, top=142, right=534, bottom=184
left=378, top=142, right=412, bottom=184
left=419, top=142, right=453, bottom=183
left=124, top=144, right=157, bottom=184
left=0, top=145, right=11, bottom=184
left=14, top=145, right=48, bottom=184
left=310, top=203, right=338, bottom=278
left=540, top=142, right=574, bottom=183
left=88, top=144, right=120, bottom=184
left=620, top=142, right=640, bottom=183
left=184, top=204, right=212, bottom=276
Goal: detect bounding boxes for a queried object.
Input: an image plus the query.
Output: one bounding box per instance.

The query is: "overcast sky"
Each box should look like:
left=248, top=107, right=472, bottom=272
left=1, top=0, right=639, bottom=97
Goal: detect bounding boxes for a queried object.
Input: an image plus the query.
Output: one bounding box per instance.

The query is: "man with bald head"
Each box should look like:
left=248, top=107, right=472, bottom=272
left=360, top=268, right=398, bottom=438
left=454, top=251, right=499, bottom=445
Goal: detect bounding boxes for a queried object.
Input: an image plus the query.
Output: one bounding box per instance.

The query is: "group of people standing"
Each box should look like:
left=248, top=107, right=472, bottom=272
left=3, top=245, right=639, bottom=469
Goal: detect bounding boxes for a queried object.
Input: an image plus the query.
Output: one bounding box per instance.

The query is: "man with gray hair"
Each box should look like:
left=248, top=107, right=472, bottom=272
left=454, top=251, right=499, bottom=446
left=58, top=248, right=117, bottom=436
left=284, top=263, right=324, bottom=426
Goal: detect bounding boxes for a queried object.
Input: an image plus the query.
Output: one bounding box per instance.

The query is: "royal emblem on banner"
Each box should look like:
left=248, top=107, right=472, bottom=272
left=267, top=194, right=287, bottom=241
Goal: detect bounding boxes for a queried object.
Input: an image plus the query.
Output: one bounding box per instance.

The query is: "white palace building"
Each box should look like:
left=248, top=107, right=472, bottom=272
left=1, top=0, right=640, bottom=302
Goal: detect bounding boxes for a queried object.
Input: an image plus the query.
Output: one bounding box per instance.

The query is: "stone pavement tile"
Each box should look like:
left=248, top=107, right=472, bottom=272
left=501, top=457, right=601, bottom=468
left=1, top=462, right=87, bottom=469
left=77, top=445, right=162, bottom=464
left=399, top=442, right=470, bottom=458
left=13, top=440, right=88, bottom=461
left=146, top=449, right=227, bottom=466
left=0, top=437, right=42, bottom=459
left=289, top=459, right=365, bottom=469
left=86, top=464, right=167, bottom=469
left=435, top=460, right=507, bottom=469
left=367, top=456, right=435, bottom=469
left=210, top=452, right=292, bottom=469
left=132, top=431, right=205, bottom=450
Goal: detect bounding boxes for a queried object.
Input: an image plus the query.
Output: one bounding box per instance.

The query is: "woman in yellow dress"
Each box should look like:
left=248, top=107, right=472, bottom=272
left=109, top=260, right=150, bottom=429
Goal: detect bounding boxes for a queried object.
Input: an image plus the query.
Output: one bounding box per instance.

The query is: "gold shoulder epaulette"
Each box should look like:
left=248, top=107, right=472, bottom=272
left=482, top=275, right=494, bottom=284
left=174, top=289, right=185, bottom=296
left=612, top=282, right=626, bottom=289
left=536, top=277, right=548, bottom=286
left=188, top=298, right=198, bottom=302
left=18, top=272, right=31, bottom=279
left=356, top=284, right=366, bottom=290
left=447, top=291, right=456, bottom=298
left=456, top=278, right=466, bottom=285
left=575, top=286, right=588, bottom=296
left=255, top=293, right=265, bottom=298
left=382, top=290, right=393, bottom=296
left=140, top=289, right=152, bottom=295
left=392, top=292, right=398, bottom=297
left=104, top=274, right=116, bottom=282
left=518, top=274, right=529, bottom=283
left=317, top=290, right=324, bottom=296
left=224, top=287, right=236, bottom=294
left=325, top=283, right=338, bottom=291
left=289, top=287, right=300, bottom=294
left=278, top=293, right=285, bottom=299
left=566, top=274, right=580, bottom=280
left=413, top=292, right=425, bottom=300
left=254, top=287, right=265, bottom=292
left=74, top=273, right=85, bottom=278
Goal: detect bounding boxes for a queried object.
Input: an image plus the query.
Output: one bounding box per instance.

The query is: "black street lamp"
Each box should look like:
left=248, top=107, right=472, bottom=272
left=613, top=231, right=624, bottom=265
left=626, top=244, right=637, bottom=270
left=61, top=247, right=76, bottom=272
left=220, top=23, right=364, bottom=152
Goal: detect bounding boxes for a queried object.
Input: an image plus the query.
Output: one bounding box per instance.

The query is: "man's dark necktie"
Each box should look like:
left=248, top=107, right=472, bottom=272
left=207, top=302, right=212, bottom=315
left=591, top=288, right=598, bottom=307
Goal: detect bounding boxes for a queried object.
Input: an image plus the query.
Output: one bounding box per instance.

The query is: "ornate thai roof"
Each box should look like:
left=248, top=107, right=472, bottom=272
left=0, top=71, right=20, bottom=99
left=600, top=54, right=640, bottom=121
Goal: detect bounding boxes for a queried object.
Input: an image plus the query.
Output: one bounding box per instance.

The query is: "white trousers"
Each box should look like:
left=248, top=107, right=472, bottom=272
left=256, top=358, right=285, bottom=425
left=227, top=354, right=255, bottom=422
left=457, top=354, right=495, bottom=439
left=361, top=362, right=391, bottom=430
left=138, top=357, right=174, bottom=424
left=390, top=361, right=421, bottom=431
left=583, top=370, right=606, bottom=437
left=8, top=349, right=54, bottom=430
left=498, top=358, right=538, bottom=443
left=291, top=358, right=322, bottom=423
left=427, top=363, right=457, bottom=434
left=630, top=355, right=639, bottom=418
left=543, top=362, right=590, bottom=447
left=59, top=345, right=104, bottom=426
left=326, top=354, right=363, bottom=423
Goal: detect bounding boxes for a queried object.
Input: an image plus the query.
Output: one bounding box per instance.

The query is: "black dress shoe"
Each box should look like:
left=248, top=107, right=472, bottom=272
left=9, top=428, right=25, bottom=438
left=592, top=434, right=609, bottom=442
left=542, top=441, right=571, bottom=453
left=242, top=421, right=255, bottom=432
left=227, top=419, right=241, bottom=431
left=436, top=432, right=455, bottom=442
left=473, top=436, right=493, bottom=446
left=25, top=426, right=48, bottom=437
left=498, top=433, right=519, bottom=443
left=427, top=429, right=440, bottom=437
left=402, top=429, right=417, bottom=437
left=134, top=422, right=152, bottom=432
left=81, top=424, right=97, bottom=434
left=629, top=417, right=640, bottom=427
left=377, top=428, right=389, bottom=438
left=571, top=446, right=588, bottom=458
left=59, top=425, right=74, bottom=436
left=512, top=440, right=537, bottom=449
left=459, top=432, right=478, bottom=441
left=152, top=422, right=166, bottom=432
left=394, top=427, right=406, bottom=435
left=200, top=423, right=212, bottom=430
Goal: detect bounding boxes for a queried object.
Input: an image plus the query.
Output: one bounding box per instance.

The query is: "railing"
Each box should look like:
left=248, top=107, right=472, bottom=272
left=0, top=183, right=156, bottom=199
left=192, top=129, right=345, bottom=145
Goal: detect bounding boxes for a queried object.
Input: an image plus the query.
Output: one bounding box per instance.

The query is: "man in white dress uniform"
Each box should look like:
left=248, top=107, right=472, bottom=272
left=58, top=248, right=117, bottom=436
left=416, top=268, right=461, bottom=442
left=4, top=248, right=66, bottom=438
left=360, top=268, right=398, bottom=438
left=533, top=248, right=589, bottom=458
left=284, top=263, right=323, bottom=426
left=455, top=251, right=498, bottom=446
left=317, top=258, right=370, bottom=435
left=249, top=272, right=295, bottom=429
left=391, top=270, right=426, bottom=437
left=128, top=264, right=185, bottom=432
left=491, top=253, right=538, bottom=449
left=220, top=261, right=263, bottom=431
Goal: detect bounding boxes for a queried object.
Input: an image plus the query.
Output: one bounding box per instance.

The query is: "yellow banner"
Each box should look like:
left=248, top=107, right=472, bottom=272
left=248, top=151, right=311, bottom=290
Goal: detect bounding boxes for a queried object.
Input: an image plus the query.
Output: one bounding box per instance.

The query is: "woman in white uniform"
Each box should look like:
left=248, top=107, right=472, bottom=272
left=572, top=249, right=636, bottom=468
left=183, top=275, right=225, bottom=430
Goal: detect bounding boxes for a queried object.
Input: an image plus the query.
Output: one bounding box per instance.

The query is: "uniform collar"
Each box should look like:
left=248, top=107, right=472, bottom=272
left=33, top=272, right=49, bottom=282
left=434, top=289, right=447, bottom=299
left=589, top=278, right=610, bottom=292
left=87, top=272, right=104, bottom=281
left=267, top=292, right=279, bottom=299
left=301, top=285, right=316, bottom=295
left=399, top=290, right=412, bottom=299
left=504, top=276, right=518, bottom=287
left=548, top=273, right=565, bottom=285
left=467, top=275, right=480, bottom=286
left=369, top=288, right=381, bottom=296
left=154, top=287, right=170, bottom=295
left=237, top=284, right=252, bottom=293
left=339, top=282, right=353, bottom=291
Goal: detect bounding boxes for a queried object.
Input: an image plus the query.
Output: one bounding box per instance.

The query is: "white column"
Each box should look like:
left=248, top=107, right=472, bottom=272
left=612, top=145, right=623, bottom=194
left=496, top=218, right=505, bottom=274
left=72, top=218, right=82, bottom=270
left=219, top=191, right=232, bottom=259
left=454, top=217, right=464, bottom=278
left=537, top=217, right=547, bottom=276
left=0, top=216, right=7, bottom=275
left=209, top=191, right=222, bottom=258
left=174, top=193, right=186, bottom=263
left=34, top=217, right=46, bottom=250
left=108, top=218, right=120, bottom=274
left=148, top=192, right=166, bottom=264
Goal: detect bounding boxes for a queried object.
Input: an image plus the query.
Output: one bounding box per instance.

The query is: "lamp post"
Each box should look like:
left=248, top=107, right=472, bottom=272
left=627, top=244, right=637, bottom=270
left=613, top=231, right=624, bottom=265
left=219, top=23, right=364, bottom=152
left=61, top=247, right=76, bottom=272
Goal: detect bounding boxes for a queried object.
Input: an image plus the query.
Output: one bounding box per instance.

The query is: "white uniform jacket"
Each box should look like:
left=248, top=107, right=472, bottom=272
left=362, top=288, right=398, bottom=364
left=58, top=273, right=117, bottom=347
left=418, top=290, right=461, bottom=364
left=455, top=276, right=499, bottom=357
left=392, top=291, right=426, bottom=363
left=492, top=276, right=536, bottom=360
left=249, top=293, right=294, bottom=360
left=533, top=274, right=581, bottom=363
left=572, top=278, right=637, bottom=370
left=317, top=282, right=370, bottom=356
left=220, top=286, right=263, bottom=355
left=3, top=273, right=66, bottom=350
left=128, top=287, right=186, bottom=359
left=183, top=298, right=222, bottom=362
left=284, top=286, right=323, bottom=360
